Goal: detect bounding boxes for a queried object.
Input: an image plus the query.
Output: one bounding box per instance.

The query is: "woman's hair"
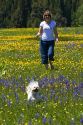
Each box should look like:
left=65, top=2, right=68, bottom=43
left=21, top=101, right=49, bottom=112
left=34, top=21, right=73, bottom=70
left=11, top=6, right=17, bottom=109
left=43, top=10, right=52, bottom=19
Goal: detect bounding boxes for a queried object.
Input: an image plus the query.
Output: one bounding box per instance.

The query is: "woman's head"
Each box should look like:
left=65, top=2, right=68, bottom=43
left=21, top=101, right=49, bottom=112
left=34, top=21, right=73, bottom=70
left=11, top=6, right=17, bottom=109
left=43, top=10, right=52, bottom=21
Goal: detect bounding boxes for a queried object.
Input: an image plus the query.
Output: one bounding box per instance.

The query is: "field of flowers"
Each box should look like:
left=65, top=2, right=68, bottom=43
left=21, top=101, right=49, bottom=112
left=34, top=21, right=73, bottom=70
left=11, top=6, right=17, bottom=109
left=0, top=27, right=83, bottom=125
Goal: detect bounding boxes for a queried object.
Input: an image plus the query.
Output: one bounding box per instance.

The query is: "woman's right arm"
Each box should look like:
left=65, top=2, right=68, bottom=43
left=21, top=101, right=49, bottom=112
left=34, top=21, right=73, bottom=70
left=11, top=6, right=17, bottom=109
left=36, top=26, right=43, bottom=37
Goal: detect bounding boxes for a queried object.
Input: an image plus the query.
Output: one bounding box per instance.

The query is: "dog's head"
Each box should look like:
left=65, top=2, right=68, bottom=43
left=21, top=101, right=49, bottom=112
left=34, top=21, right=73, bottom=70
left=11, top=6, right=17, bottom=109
left=26, top=80, right=39, bottom=94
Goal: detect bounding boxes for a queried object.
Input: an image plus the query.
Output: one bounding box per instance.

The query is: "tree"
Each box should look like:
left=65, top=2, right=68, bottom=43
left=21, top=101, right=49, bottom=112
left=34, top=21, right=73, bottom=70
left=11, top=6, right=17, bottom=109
left=76, top=4, right=83, bottom=26
left=0, top=0, right=83, bottom=27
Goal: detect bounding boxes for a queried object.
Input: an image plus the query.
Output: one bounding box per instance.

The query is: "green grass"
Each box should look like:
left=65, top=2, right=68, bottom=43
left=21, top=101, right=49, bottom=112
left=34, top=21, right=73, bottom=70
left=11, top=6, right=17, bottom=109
left=0, top=27, right=83, bottom=125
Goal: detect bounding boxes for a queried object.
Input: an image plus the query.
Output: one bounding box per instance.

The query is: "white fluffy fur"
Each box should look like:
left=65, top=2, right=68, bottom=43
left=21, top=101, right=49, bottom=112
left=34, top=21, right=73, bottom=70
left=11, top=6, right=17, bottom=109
left=26, top=80, right=40, bottom=102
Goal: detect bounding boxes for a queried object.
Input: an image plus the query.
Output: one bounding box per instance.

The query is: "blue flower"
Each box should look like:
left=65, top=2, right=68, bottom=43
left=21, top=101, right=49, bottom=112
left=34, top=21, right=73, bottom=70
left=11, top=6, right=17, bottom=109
left=80, top=118, right=83, bottom=124
left=42, top=116, right=47, bottom=124
left=35, top=112, right=40, bottom=119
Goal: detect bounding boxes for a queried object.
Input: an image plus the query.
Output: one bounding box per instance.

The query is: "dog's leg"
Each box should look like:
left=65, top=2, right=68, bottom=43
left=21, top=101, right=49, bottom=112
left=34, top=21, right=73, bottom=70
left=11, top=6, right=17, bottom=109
left=28, top=92, right=35, bottom=101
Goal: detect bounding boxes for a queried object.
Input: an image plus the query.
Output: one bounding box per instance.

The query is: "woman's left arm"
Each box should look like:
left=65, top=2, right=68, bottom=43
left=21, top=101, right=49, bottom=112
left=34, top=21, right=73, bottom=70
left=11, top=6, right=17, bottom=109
left=54, top=26, right=58, bottom=42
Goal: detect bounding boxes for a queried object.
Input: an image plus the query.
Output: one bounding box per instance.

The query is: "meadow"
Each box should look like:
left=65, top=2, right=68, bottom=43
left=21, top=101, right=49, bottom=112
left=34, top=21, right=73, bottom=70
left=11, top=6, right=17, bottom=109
left=0, top=27, right=83, bottom=125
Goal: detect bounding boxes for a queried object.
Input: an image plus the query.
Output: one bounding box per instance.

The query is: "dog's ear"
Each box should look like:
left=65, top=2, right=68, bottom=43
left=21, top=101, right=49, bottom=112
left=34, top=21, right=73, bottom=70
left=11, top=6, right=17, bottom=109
left=36, top=82, right=39, bottom=87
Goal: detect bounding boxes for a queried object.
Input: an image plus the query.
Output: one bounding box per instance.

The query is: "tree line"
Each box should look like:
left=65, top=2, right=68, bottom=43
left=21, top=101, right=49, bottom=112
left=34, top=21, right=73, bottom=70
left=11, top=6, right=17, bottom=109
left=0, top=0, right=83, bottom=28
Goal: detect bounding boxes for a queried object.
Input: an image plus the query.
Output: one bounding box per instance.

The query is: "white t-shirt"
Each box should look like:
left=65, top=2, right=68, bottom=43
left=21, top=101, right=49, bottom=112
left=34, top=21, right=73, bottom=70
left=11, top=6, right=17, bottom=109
left=40, top=20, right=56, bottom=41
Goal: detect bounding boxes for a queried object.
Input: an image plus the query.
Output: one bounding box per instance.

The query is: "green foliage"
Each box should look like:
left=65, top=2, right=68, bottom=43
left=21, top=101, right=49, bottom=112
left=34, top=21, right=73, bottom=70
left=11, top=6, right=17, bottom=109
left=71, top=4, right=83, bottom=26
left=0, top=0, right=83, bottom=27
left=76, top=4, right=83, bottom=26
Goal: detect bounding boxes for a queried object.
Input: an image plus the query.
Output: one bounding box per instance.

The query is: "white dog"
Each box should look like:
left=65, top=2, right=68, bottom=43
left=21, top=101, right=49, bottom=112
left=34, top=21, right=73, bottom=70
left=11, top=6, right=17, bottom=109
left=26, top=80, right=40, bottom=102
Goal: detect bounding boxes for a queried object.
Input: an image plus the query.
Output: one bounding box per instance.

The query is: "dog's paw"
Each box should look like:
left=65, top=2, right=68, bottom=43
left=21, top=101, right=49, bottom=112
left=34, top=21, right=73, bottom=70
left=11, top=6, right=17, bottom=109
left=28, top=97, right=36, bottom=102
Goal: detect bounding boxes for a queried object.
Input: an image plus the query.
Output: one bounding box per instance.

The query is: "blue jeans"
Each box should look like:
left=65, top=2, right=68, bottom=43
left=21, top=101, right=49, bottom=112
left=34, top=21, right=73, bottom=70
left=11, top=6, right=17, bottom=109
left=40, top=40, right=55, bottom=64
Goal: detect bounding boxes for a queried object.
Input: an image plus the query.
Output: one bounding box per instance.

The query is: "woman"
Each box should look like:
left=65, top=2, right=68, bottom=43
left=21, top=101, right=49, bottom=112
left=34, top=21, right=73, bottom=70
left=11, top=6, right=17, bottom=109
left=36, top=10, right=58, bottom=70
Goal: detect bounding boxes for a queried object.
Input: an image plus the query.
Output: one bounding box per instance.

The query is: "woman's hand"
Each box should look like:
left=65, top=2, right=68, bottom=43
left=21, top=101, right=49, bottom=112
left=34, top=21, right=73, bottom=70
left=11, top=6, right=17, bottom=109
left=56, top=38, right=58, bottom=42
left=35, top=32, right=40, bottom=37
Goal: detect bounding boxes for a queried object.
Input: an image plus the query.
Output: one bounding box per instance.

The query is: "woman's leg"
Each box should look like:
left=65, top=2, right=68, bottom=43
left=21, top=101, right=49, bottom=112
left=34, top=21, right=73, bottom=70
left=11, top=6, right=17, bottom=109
left=40, top=40, right=48, bottom=69
left=48, top=41, right=55, bottom=69
left=49, top=60, right=54, bottom=70
left=45, top=64, right=49, bottom=69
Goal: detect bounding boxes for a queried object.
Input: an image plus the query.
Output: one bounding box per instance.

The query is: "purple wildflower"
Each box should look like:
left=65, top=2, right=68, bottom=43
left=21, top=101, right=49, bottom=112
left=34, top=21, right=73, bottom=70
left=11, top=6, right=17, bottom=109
left=20, top=85, right=25, bottom=92
left=79, top=83, right=83, bottom=88
left=50, top=89, right=55, bottom=99
left=54, top=96, right=58, bottom=103
left=39, top=76, right=49, bottom=88
left=35, top=112, right=40, bottom=119
left=73, top=91, right=78, bottom=97
left=80, top=44, right=83, bottom=48
left=7, top=99, right=12, bottom=107
left=42, top=116, right=47, bottom=124
left=72, top=80, right=77, bottom=85
left=14, top=92, right=19, bottom=103
left=4, top=79, right=9, bottom=88
left=49, top=78, right=55, bottom=85
left=58, top=75, right=65, bottom=82
left=80, top=118, right=83, bottom=124
left=1, top=94, right=6, bottom=102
